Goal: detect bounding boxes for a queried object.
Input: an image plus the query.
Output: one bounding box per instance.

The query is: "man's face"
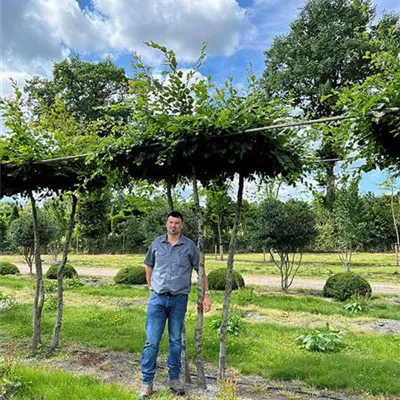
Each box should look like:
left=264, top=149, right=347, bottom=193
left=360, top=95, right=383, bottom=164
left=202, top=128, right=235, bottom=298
left=166, top=216, right=183, bottom=236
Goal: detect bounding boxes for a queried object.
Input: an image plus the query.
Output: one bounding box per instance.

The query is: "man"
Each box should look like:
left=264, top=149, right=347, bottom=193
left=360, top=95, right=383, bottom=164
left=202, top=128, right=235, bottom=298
left=140, top=211, right=212, bottom=399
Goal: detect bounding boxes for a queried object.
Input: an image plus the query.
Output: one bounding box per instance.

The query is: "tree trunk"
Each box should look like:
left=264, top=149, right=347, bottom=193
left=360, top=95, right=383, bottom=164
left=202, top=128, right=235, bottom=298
left=29, top=192, right=45, bottom=351
left=51, top=195, right=78, bottom=351
left=23, top=247, right=34, bottom=274
left=166, top=181, right=174, bottom=212
left=166, top=180, right=191, bottom=383
left=181, top=323, right=192, bottom=384
left=218, top=174, right=244, bottom=380
left=390, top=187, right=400, bottom=267
left=192, top=166, right=206, bottom=388
left=217, top=218, right=224, bottom=261
left=325, top=161, right=336, bottom=204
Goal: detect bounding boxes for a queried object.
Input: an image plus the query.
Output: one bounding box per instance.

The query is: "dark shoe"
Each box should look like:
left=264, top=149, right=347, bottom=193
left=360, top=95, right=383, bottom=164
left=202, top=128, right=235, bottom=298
left=168, top=379, right=185, bottom=396
left=139, top=382, right=154, bottom=399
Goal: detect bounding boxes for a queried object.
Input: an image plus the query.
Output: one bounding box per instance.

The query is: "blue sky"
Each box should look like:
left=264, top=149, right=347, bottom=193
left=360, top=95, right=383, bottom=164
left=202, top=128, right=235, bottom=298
left=2, top=0, right=400, bottom=200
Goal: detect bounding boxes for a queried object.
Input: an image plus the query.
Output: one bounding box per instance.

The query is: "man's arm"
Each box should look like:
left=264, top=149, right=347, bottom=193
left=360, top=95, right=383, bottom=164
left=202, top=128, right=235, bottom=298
left=144, top=242, right=155, bottom=291
left=195, top=269, right=211, bottom=312
left=145, top=265, right=153, bottom=290
left=202, top=272, right=211, bottom=312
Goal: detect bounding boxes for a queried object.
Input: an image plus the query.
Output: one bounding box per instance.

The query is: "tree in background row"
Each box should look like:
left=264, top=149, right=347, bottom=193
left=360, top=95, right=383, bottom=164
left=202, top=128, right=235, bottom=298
left=262, top=0, right=398, bottom=203
left=250, top=199, right=317, bottom=290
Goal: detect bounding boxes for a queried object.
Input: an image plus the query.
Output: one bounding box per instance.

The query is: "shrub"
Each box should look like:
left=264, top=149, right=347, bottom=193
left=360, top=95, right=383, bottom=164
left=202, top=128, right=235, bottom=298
left=0, top=292, right=17, bottom=311
left=344, top=300, right=365, bottom=313
left=296, top=323, right=344, bottom=352
left=208, top=268, right=245, bottom=291
left=210, top=314, right=245, bottom=336
left=323, top=272, right=372, bottom=301
left=0, top=262, right=19, bottom=275
left=114, top=266, right=147, bottom=285
left=46, top=263, right=78, bottom=279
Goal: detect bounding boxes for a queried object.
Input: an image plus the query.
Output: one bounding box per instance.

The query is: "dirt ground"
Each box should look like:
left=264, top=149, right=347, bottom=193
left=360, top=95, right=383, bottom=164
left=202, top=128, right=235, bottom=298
left=1, top=342, right=378, bottom=400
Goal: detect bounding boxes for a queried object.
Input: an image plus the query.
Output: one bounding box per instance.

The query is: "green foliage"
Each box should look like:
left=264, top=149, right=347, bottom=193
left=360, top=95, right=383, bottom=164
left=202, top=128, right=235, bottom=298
left=46, top=263, right=78, bottom=280
left=0, top=357, right=27, bottom=399
left=114, top=266, right=147, bottom=285
left=251, top=199, right=317, bottom=253
left=204, top=183, right=235, bottom=250
left=0, top=292, right=17, bottom=311
left=332, top=180, right=366, bottom=271
left=249, top=199, right=317, bottom=290
left=208, top=268, right=245, bottom=291
left=0, top=262, right=19, bottom=275
left=344, top=300, right=364, bottom=313
left=25, top=56, right=129, bottom=123
left=296, top=323, right=344, bottom=352
left=262, top=0, right=376, bottom=117
left=76, top=190, right=110, bottom=254
left=64, top=278, right=84, bottom=289
left=0, top=63, right=106, bottom=198
left=210, top=314, right=244, bottom=336
left=261, top=0, right=398, bottom=198
left=336, top=13, right=400, bottom=170
left=98, top=42, right=305, bottom=190
left=8, top=210, right=55, bottom=253
left=323, top=273, right=372, bottom=301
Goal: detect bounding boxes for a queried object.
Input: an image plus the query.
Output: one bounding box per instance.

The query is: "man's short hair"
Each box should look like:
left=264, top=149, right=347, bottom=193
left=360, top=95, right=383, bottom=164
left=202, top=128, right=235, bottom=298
left=167, top=211, right=184, bottom=222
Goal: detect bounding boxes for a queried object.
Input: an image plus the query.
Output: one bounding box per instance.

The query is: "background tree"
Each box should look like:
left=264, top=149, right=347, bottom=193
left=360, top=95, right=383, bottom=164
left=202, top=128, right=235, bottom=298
left=261, top=0, right=396, bottom=202
left=76, top=190, right=111, bottom=254
left=25, top=56, right=129, bottom=123
left=333, top=180, right=365, bottom=272
left=204, top=183, right=235, bottom=260
left=334, top=12, right=400, bottom=171
left=251, top=199, right=317, bottom=290
left=378, top=175, right=400, bottom=265
left=8, top=210, right=55, bottom=274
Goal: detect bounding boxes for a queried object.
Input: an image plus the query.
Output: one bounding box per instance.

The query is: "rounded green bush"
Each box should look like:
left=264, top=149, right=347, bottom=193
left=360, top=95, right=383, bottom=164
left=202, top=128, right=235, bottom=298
left=114, top=266, right=147, bottom=285
left=208, top=268, right=245, bottom=291
left=0, top=262, right=20, bottom=275
left=46, top=263, right=78, bottom=279
left=323, top=272, right=372, bottom=301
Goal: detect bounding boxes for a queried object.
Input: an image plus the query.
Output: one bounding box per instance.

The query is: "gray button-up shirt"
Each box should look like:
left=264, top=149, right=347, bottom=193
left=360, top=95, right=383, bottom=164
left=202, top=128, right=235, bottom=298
left=144, top=234, right=199, bottom=295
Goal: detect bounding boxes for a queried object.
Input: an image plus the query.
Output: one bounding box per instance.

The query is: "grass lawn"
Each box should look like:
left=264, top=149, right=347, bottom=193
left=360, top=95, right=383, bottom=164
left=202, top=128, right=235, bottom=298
left=1, top=275, right=400, bottom=397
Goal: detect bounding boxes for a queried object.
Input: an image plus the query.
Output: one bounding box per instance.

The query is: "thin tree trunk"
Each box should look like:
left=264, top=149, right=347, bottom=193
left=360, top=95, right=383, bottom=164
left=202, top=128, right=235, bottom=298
left=390, top=186, right=400, bottom=267
left=29, top=191, right=45, bottom=351
left=51, top=195, right=78, bottom=351
left=166, top=180, right=191, bottom=383
left=218, top=174, right=244, bottom=381
left=217, top=218, right=224, bottom=261
left=325, top=160, right=336, bottom=204
left=192, top=166, right=206, bottom=389
left=181, top=323, right=192, bottom=384
left=166, top=181, right=174, bottom=212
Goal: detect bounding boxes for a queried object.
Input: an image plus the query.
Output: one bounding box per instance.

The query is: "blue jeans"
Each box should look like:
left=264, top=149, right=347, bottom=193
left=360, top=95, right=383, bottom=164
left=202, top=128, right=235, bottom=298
left=141, top=292, right=188, bottom=383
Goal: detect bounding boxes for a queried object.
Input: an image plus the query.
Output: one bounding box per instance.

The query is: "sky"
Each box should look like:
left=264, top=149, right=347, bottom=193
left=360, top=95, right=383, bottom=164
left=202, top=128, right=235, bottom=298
left=2, top=0, right=400, bottom=201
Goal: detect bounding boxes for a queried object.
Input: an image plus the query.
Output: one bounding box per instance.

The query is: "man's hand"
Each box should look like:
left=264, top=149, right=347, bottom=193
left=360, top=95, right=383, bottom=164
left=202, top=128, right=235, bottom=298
left=203, top=293, right=211, bottom=313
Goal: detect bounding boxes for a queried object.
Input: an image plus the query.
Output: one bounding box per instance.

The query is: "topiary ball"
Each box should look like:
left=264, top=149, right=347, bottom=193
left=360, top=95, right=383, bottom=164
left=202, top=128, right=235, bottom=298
left=0, top=262, right=20, bottom=275
left=46, top=263, right=78, bottom=279
left=208, top=268, right=245, bottom=291
left=114, top=266, right=147, bottom=285
left=323, top=272, right=372, bottom=301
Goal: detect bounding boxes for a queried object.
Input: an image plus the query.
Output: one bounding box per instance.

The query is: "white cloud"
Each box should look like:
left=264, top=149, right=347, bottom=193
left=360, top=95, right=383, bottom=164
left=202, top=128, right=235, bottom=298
left=91, top=0, right=252, bottom=61
left=3, top=0, right=252, bottom=65
left=1, top=0, right=253, bottom=97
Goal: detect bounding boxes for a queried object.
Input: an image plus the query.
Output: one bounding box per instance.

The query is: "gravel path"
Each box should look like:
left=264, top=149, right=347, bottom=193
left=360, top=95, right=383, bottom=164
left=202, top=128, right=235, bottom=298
left=15, top=264, right=400, bottom=295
